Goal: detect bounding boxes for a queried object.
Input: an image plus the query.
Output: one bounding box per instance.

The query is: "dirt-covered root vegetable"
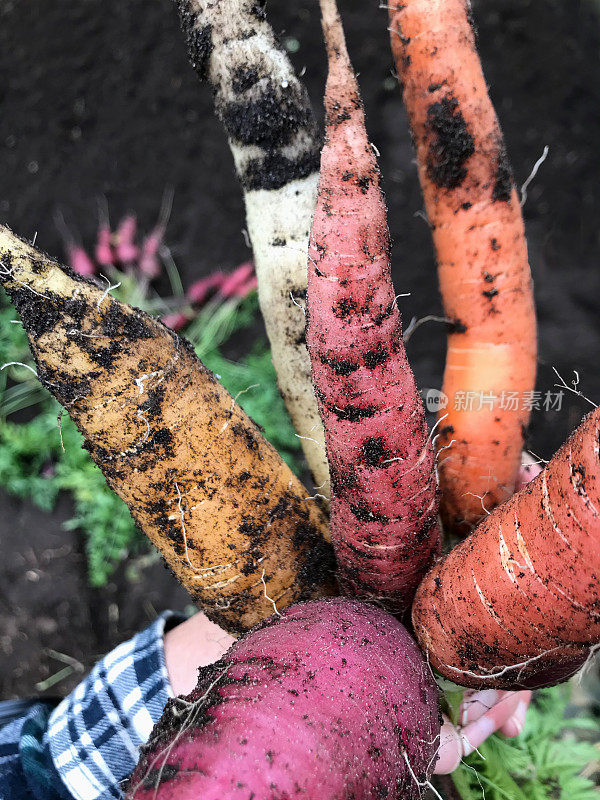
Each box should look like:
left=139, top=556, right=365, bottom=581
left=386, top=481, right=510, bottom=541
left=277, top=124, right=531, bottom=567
left=174, top=0, right=329, bottom=496
left=388, top=0, right=537, bottom=536
left=126, top=598, right=441, bottom=800
left=412, top=407, right=600, bottom=690
left=305, top=0, right=440, bottom=615
left=0, top=225, right=334, bottom=635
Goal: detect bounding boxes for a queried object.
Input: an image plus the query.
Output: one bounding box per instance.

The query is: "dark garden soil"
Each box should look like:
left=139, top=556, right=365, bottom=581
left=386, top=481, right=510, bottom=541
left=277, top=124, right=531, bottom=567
left=0, top=0, right=599, bottom=698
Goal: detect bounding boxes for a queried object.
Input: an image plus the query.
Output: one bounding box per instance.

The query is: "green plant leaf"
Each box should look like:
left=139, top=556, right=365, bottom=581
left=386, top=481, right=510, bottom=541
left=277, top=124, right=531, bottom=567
left=451, top=685, right=600, bottom=800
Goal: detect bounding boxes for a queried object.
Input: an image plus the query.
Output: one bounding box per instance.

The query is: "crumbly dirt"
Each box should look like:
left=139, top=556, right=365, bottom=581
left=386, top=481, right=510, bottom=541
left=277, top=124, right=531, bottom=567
left=0, top=0, right=599, bottom=698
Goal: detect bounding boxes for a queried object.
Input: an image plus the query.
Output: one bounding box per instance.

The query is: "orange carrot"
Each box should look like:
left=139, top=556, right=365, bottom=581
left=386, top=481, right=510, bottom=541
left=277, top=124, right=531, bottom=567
left=305, top=0, right=440, bottom=616
left=412, top=407, right=600, bottom=690
left=388, top=0, right=537, bottom=536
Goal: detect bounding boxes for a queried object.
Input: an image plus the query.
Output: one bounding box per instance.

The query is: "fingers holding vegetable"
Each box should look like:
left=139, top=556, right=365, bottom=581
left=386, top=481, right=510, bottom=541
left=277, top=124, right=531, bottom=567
left=435, top=690, right=531, bottom=774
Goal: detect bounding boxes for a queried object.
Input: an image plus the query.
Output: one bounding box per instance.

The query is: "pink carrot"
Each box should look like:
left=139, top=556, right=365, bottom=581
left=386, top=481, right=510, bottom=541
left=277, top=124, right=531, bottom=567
left=54, top=210, right=96, bottom=277
left=95, top=225, right=114, bottom=267
left=95, top=198, right=115, bottom=267
left=305, top=0, right=440, bottom=616
left=116, top=214, right=139, bottom=264
left=161, top=311, right=190, bottom=331
left=218, top=261, right=255, bottom=299
left=187, top=272, right=226, bottom=305
left=234, top=274, right=258, bottom=297
left=68, top=244, right=96, bottom=277
left=139, top=187, right=174, bottom=280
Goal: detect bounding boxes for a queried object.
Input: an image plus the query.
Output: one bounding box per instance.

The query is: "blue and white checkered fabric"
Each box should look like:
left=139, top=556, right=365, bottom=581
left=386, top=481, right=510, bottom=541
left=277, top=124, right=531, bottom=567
left=44, top=611, right=181, bottom=800
left=0, top=611, right=183, bottom=800
left=1, top=713, right=37, bottom=799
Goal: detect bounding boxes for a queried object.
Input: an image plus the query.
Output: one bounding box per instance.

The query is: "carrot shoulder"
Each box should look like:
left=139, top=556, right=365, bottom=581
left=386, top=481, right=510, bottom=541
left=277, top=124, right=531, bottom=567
left=305, top=0, right=440, bottom=616
left=412, top=406, right=600, bottom=690
left=0, top=225, right=334, bottom=635
left=389, top=0, right=537, bottom=536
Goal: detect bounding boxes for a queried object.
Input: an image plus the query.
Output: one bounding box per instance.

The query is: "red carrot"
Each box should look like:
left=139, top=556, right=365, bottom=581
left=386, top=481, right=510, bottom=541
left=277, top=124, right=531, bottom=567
left=54, top=209, right=96, bottom=277
left=139, top=188, right=174, bottom=280
left=218, top=261, right=255, bottom=299
left=305, top=0, right=440, bottom=616
left=116, top=214, right=139, bottom=264
left=187, top=272, right=226, bottom=306
left=95, top=199, right=114, bottom=267
left=412, top=406, right=600, bottom=689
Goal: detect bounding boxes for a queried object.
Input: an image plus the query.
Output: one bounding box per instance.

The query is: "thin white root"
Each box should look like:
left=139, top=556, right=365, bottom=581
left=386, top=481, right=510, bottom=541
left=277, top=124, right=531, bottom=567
left=441, top=646, right=565, bottom=683
left=402, top=750, right=444, bottom=800
left=295, top=433, right=327, bottom=453
left=552, top=366, right=597, bottom=408
left=0, top=361, right=38, bottom=377
left=57, top=410, right=65, bottom=452
left=520, top=144, right=549, bottom=206
left=136, top=410, right=151, bottom=446
left=460, top=761, right=487, bottom=800
left=261, top=569, right=281, bottom=617
left=232, top=384, right=260, bottom=405
left=289, top=290, right=306, bottom=315
left=463, top=491, right=492, bottom=516
left=576, top=642, right=600, bottom=683
left=135, top=371, right=163, bottom=395
left=435, top=439, right=457, bottom=461
left=96, top=274, right=121, bottom=309
left=403, top=315, right=451, bottom=343
left=174, top=480, right=211, bottom=574
left=128, top=665, right=232, bottom=800
left=428, top=413, right=449, bottom=446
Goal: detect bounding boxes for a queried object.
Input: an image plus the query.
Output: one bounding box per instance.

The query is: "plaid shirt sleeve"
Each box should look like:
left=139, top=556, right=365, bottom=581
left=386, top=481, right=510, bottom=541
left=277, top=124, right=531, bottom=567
left=44, top=610, right=184, bottom=800
left=1, top=710, right=46, bottom=800
left=0, top=610, right=185, bottom=800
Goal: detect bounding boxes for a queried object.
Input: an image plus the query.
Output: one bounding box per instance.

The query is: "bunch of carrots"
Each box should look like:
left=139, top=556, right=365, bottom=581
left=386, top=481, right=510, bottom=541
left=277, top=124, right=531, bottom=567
left=1, top=0, right=598, bottom=796
left=55, top=199, right=257, bottom=331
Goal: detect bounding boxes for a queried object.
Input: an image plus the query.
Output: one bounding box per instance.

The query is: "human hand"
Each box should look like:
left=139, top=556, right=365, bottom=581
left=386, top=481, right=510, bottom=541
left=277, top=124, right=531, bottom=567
left=515, top=450, right=543, bottom=491
left=164, top=611, right=235, bottom=696
left=434, top=689, right=532, bottom=773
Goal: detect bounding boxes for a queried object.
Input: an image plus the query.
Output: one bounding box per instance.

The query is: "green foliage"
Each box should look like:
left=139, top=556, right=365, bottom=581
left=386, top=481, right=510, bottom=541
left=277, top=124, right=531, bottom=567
left=0, top=301, right=49, bottom=416
left=0, top=287, right=301, bottom=586
left=451, top=684, right=600, bottom=800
